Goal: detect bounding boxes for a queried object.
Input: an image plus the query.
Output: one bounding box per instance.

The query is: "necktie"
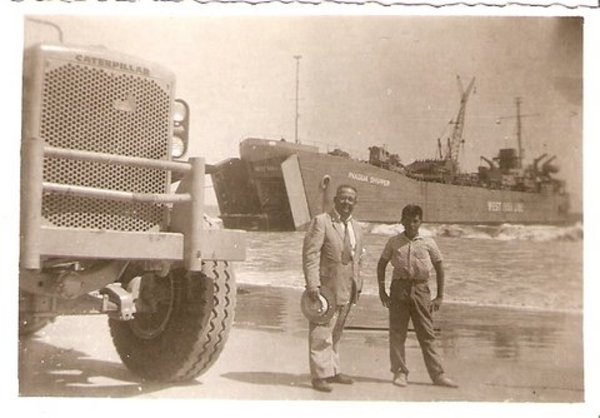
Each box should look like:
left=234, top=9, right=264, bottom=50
left=341, top=221, right=353, bottom=265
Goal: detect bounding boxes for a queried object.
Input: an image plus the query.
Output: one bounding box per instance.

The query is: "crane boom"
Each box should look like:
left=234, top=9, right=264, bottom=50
left=445, top=76, right=475, bottom=163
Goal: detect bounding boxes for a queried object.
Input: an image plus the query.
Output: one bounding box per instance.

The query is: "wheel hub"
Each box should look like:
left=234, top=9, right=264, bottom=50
left=128, top=273, right=175, bottom=339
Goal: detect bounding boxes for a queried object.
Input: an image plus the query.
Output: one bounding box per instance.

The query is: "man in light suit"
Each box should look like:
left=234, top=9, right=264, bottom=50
left=303, top=184, right=363, bottom=393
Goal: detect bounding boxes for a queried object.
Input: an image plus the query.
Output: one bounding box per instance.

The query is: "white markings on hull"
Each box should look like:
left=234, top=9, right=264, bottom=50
left=488, top=201, right=524, bottom=213
left=348, top=171, right=390, bottom=187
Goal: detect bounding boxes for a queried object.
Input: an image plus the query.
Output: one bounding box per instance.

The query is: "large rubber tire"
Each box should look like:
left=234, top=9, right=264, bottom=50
left=108, top=260, right=236, bottom=382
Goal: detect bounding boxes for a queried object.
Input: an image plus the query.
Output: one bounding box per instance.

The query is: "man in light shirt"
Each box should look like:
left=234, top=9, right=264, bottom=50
left=377, top=204, right=458, bottom=388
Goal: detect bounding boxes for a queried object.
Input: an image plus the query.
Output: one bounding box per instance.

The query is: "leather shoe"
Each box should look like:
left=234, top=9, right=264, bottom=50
left=433, top=375, right=458, bottom=388
left=327, top=373, right=354, bottom=384
left=312, top=378, right=333, bottom=392
left=392, top=372, right=407, bottom=387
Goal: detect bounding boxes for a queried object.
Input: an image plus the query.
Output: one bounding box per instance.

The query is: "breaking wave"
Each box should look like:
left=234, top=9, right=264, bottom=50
left=368, top=222, right=583, bottom=242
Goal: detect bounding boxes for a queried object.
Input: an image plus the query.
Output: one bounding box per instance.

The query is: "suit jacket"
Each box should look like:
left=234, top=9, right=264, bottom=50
left=302, top=210, right=364, bottom=305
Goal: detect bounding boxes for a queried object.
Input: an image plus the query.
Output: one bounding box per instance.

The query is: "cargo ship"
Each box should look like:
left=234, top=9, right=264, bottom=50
left=211, top=80, right=569, bottom=231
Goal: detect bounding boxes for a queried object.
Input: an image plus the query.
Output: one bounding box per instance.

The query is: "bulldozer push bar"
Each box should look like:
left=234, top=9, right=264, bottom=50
left=21, top=136, right=245, bottom=272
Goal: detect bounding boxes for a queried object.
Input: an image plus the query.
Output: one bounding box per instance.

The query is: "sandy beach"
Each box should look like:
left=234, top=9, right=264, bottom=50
left=18, top=283, right=582, bottom=402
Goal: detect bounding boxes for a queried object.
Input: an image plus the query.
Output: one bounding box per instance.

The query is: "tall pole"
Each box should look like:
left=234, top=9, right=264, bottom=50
left=497, top=98, right=539, bottom=169
left=516, top=97, right=523, bottom=169
left=294, top=55, right=302, bottom=144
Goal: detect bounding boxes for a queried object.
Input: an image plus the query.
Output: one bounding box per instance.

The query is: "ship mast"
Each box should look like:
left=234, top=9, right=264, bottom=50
left=293, top=55, right=302, bottom=144
left=496, top=97, right=540, bottom=169
left=515, top=97, right=524, bottom=168
left=445, top=76, right=476, bottom=163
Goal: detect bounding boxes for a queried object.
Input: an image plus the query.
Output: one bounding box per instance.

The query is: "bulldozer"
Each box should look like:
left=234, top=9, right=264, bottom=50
left=19, top=42, right=245, bottom=382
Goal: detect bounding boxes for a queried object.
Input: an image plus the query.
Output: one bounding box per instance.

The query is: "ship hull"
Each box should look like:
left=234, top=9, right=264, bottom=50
left=211, top=140, right=570, bottom=230
left=283, top=153, right=569, bottom=229
left=211, top=157, right=296, bottom=230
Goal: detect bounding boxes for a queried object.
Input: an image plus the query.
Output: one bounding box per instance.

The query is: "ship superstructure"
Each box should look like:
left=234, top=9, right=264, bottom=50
left=211, top=79, right=569, bottom=231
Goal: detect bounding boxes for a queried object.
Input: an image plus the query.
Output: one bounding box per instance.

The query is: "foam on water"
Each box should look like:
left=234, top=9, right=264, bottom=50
left=369, top=222, right=583, bottom=242
left=213, top=213, right=582, bottom=313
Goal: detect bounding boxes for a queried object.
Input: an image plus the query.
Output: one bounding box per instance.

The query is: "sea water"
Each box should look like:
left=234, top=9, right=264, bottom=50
left=233, top=222, right=583, bottom=313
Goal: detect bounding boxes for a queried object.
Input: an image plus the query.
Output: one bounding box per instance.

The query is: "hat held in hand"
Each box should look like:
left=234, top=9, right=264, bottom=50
left=301, top=287, right=335, bottom=324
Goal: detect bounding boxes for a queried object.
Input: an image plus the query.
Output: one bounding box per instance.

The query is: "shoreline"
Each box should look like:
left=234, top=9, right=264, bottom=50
left=232, top=283, right=583, bottom=401
left=18, top=283, right=584, bottom=402
left=236, top=281, right=583, bottom=316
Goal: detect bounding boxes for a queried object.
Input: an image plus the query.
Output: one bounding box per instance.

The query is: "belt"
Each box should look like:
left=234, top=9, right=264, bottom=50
left=392, top=278, right=428, bottom=284
left=391, top=279, right=428, bottom=301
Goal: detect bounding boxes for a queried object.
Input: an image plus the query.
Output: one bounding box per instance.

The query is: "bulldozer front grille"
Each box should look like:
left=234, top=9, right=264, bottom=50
left=39, top=62, right=172, bottom=232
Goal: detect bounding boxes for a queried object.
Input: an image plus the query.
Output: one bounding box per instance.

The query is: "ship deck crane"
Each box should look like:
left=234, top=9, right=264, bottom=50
left=444, top=76, right=476, bottom=164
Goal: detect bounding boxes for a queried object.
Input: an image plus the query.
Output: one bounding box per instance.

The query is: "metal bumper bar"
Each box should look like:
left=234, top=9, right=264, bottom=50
left=38, top=226, right=245, bottom=262
left=21, top=137, right=244, bottom=271
left=42, top=182, right=192, bottom=204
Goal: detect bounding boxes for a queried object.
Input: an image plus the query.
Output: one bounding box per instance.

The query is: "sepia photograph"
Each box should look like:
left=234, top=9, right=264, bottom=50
left=4, top=7, right=595, bottom=416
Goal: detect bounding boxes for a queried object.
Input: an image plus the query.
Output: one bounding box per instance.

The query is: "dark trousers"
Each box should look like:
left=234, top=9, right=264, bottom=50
left=388, top=280, right=444, bottom=380
left=309, top=303, right=352, bottom=379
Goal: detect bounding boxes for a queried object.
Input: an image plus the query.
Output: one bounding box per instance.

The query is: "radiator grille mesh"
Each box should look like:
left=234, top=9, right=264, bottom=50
left=39, top=62, right=171, bottom=231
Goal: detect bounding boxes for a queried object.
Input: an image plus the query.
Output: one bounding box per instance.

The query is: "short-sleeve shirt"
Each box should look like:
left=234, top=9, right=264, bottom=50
left=380, top=232, right=443, bottom=281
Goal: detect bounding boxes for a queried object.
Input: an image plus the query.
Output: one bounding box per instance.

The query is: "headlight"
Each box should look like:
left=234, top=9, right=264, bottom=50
left=172, top=99, right=189, bottom=159
left=171, top=136, right=185, bottom=159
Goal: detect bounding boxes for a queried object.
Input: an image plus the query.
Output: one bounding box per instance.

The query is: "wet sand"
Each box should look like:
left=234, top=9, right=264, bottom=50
left=18, top=284, right=583, bottom=402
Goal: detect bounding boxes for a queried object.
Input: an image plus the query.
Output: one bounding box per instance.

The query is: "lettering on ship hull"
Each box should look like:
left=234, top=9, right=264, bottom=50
left=487, top=201, right=524, bottom=213
left=348, top=171, right=390, bottom=187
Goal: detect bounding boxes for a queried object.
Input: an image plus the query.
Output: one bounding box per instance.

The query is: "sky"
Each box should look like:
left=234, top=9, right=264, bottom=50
left=23, top=15, right=583, bottom=210
left=3, top=7, right=600, bottom=418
